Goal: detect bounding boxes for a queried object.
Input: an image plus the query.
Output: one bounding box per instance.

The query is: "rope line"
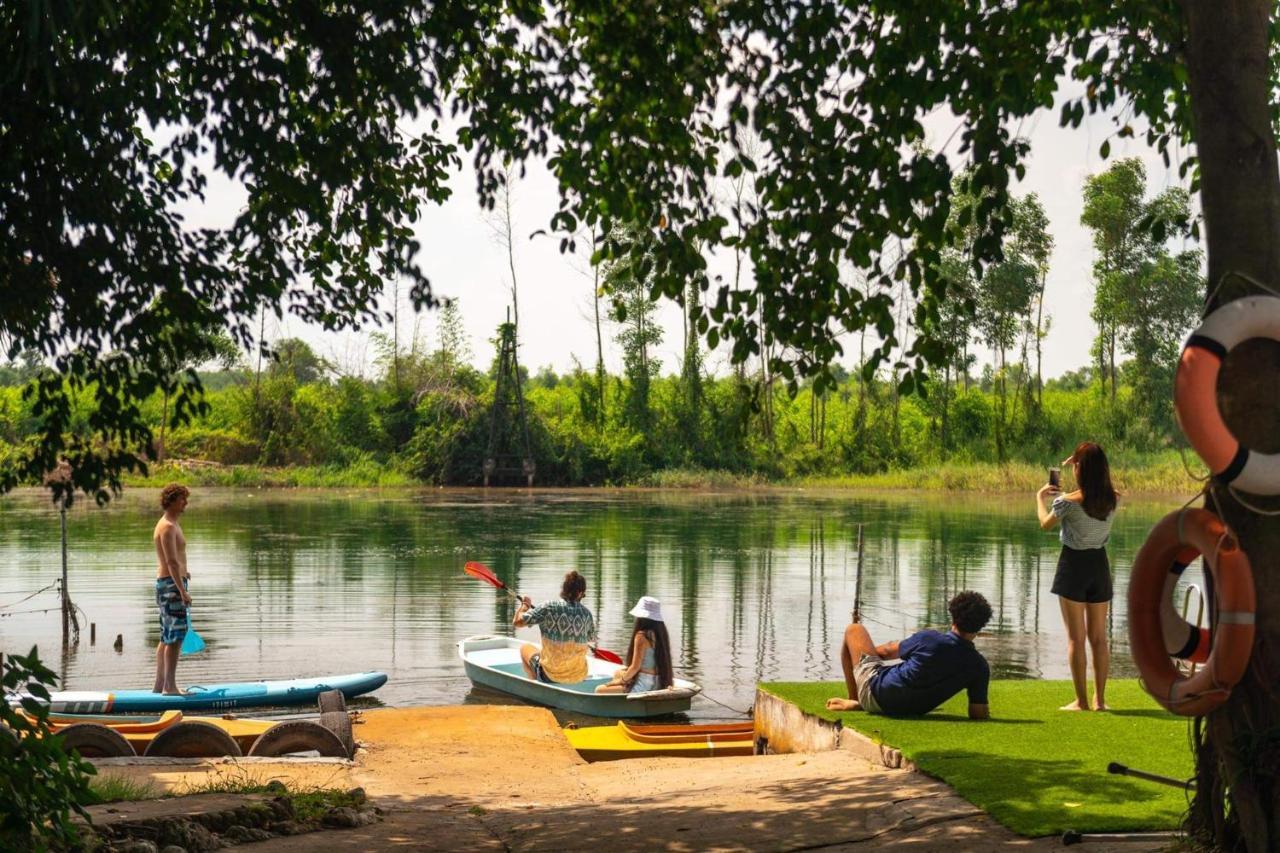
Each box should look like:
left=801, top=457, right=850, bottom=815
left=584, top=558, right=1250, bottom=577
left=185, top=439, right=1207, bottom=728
left=1202, top=270, right=1280, bottom=316
left=1224, top=483, right=1280, bottom=517
left=698, top=691, right=753, bottom=717
left=0, top=580, right=59, bottom=611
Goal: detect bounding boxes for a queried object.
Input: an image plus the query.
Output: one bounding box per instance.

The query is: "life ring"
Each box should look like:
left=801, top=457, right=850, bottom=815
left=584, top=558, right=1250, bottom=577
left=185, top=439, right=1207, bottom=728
left=1175, top=295, right=1280, bottom=495
left=1128, top=508, right=1255, bottom=716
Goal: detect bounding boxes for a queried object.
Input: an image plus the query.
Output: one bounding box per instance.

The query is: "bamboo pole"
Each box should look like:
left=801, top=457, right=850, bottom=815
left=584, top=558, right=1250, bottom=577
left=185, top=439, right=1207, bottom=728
left=60, top=505, right=69, bottom=646
left=852, top=523, right=865, bottom=624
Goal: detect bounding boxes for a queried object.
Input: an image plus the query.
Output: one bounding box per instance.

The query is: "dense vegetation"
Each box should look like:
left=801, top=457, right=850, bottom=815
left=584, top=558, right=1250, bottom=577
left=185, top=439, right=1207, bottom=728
left=0, top=160, right=1204, bottom=492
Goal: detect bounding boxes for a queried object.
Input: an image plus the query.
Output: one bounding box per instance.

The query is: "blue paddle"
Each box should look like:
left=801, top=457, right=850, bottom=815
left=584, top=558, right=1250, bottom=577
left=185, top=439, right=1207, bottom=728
left=181, top=609, right=206, bottom=655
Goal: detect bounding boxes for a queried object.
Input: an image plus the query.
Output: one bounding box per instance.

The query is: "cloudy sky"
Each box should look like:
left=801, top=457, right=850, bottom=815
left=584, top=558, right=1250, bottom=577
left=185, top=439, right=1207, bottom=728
left=186, top=76, right=1197, bottom=383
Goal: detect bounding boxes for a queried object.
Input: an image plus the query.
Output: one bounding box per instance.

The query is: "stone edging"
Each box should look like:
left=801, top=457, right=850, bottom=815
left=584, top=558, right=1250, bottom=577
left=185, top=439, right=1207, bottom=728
left=752, top=687, right=916, bottom=771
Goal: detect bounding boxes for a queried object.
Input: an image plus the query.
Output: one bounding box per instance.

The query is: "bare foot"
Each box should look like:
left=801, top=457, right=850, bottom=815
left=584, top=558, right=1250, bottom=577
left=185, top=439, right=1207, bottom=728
left=1093, top=701, right=1109, bottom=711
left=161, top=689, right=188, bottom=696
left=1059, top=700, right=1087, bottom=711
left=826, top=697, right=862, bottom=712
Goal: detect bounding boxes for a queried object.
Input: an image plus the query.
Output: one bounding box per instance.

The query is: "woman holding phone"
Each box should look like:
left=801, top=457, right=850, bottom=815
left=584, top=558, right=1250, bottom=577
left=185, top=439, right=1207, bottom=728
left=1035, top=442, right=1118, bottom=711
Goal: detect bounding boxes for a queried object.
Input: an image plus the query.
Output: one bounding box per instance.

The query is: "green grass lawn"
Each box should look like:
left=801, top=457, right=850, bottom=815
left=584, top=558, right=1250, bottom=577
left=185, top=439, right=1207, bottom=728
left=760, top=679, right=1194, bottom=838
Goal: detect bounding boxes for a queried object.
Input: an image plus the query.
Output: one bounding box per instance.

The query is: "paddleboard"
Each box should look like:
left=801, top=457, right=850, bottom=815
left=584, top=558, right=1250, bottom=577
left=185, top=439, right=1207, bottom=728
left=25, top=672, right=387, bottom=714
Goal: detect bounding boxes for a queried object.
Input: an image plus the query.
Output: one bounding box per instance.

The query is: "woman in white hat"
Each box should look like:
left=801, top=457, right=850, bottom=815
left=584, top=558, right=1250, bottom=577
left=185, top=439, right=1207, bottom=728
left=595, top=596, right=674, bottom=694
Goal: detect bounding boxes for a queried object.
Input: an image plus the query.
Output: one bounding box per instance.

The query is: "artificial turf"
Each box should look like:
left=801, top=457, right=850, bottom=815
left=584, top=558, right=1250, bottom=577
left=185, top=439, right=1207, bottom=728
left=759, top=679, right=1194, bottom=838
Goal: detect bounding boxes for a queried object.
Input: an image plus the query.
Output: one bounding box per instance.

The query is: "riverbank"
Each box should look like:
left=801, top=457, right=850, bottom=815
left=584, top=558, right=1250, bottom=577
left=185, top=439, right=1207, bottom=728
left=95, top=704, right=1166, bottom=851
left=121, top=451, right=1204, bottom=495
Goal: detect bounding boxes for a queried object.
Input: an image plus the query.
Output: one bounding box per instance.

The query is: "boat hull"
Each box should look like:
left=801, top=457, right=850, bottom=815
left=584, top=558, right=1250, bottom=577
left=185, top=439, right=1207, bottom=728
left=33, top=672, right=387, bottom=714
left=38, top=710, right=275, bottom=753
left=566, top=721, right=755, bottom=761
left=459, top=635, right=699, bottom=718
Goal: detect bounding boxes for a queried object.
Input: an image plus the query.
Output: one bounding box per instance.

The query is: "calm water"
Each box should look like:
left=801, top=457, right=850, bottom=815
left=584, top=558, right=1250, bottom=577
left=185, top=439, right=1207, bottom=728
left=0, top=488, right=1202, bottom=719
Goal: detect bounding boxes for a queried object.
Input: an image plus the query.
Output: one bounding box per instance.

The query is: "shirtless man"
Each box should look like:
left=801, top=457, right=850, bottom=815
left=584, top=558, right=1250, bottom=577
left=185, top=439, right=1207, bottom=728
left=153, top=484, right=191, bottom=695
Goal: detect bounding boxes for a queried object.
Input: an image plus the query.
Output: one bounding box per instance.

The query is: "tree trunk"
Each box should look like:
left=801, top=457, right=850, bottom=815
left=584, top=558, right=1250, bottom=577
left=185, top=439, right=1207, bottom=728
left=1182, top=1, right=1280, bottom=849
left=1035, top=271, right=1046, bottom=408
left=159, top=387, right=169, bottom=463
left=593, top=237, right=606, bottom=427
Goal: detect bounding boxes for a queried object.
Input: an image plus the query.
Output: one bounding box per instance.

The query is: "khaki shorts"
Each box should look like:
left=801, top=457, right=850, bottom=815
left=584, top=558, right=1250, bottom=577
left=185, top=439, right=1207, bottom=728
left=854, top=654, right=889, bottom=713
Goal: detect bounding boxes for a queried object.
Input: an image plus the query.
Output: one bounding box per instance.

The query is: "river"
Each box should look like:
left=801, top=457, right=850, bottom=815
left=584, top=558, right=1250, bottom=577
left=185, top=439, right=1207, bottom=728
left=0, top=487, right=1202, bottom=718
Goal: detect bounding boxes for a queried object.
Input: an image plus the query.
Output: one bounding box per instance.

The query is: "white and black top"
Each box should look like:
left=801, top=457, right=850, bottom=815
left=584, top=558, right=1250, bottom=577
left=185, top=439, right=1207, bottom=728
left=1052, top=495, right=1114, bottom=550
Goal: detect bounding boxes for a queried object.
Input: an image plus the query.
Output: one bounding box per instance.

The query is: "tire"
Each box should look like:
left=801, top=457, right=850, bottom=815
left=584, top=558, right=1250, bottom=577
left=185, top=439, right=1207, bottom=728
left=317, top=689, right=346, bottom=714
left=249, top=720, right=348, bottom=758
left=144, top=721, right=242, bottom=758
left=56, top=723, right=136, bottom=758
left=320, top=711, right=354, bottom=758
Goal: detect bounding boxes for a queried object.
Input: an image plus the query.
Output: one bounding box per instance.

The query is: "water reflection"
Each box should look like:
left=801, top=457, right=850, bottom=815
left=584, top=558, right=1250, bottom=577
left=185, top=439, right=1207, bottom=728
left=0, top=488, right=1201, bottom=718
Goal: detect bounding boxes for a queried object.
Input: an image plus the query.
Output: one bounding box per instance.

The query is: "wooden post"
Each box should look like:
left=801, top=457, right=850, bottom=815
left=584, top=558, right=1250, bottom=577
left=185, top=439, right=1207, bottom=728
left=60, top=505, right=69, bottom=646
left=852, top=523, right=865, bottom=624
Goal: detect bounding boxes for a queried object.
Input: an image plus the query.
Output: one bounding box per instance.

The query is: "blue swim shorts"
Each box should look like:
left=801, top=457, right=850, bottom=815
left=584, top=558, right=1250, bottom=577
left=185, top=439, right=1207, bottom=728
left=155, top=577, right=189, bottom=645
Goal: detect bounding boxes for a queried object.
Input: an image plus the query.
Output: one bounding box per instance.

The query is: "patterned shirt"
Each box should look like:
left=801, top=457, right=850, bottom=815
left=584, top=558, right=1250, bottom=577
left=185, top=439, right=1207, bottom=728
left=1052, top=495, right=1115, bottom=550
left=524, top=599, right=596, bottom=683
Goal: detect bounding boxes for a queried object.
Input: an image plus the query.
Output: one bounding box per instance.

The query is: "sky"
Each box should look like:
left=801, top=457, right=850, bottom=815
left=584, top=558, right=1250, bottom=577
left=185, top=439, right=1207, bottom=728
left=183, top=77, right=1197, bottom=384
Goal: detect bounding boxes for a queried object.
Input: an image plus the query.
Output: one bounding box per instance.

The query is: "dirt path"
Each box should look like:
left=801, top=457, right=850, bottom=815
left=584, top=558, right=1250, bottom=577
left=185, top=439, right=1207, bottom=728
left=261, top=706, right=1166, bottom=851
left=111, top=706, right=1167, bottom=851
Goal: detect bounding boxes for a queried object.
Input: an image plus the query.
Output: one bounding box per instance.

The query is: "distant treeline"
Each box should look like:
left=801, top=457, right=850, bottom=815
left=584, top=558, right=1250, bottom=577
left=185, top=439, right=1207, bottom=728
left=0, top=332, right=1191, bottom=488
left=0, top=157, right=1202, bottom=488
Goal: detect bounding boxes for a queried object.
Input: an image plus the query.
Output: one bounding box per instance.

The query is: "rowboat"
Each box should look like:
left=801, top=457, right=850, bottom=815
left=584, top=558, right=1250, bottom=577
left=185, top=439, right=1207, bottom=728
left=565, top=720, right=756, bottom=761
left=459, top=635, right=701, bottom=718
left=26, top=671, right=388, bottom=714
left=34, top=710, right=276, bottom=753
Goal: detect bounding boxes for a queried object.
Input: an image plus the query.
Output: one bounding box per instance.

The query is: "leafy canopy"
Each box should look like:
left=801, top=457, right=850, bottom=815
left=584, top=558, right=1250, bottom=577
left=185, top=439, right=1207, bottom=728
left=3, top=0, right=1201, bottom=500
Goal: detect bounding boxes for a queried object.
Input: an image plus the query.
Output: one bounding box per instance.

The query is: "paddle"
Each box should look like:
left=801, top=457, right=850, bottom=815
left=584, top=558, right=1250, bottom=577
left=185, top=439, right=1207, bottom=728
left=180, top=609, right=206, bottom=655
left=463, top=561, right=624, bottom=664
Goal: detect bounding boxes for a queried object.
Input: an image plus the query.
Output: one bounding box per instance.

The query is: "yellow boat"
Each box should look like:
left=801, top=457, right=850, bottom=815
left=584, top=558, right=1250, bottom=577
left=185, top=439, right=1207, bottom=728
left=36, top=710, right=276, bottom=754
left=565, top=721, right=755, bottom=761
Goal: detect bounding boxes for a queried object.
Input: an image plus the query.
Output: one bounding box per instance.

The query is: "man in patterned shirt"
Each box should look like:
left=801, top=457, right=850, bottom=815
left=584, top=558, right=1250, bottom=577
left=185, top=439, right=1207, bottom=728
left=516, top=570, right=597, bottom=684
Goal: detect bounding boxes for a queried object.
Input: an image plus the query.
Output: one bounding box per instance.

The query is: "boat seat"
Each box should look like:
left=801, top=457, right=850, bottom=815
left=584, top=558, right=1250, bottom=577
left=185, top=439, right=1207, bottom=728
left=489, top=663, right=614, bottom=694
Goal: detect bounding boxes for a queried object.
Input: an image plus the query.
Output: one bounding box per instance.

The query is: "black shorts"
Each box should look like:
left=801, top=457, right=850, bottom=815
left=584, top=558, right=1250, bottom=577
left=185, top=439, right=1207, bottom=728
left=1051, top=546, right=1112, bottom=604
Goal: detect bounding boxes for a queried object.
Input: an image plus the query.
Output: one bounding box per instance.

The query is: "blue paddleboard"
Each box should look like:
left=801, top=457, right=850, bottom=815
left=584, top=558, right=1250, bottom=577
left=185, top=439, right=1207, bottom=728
left=34, top=672, right=387, bottom=714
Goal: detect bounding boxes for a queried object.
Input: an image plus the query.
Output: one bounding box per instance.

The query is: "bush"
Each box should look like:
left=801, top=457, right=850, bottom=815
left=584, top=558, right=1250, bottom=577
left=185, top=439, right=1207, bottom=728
left=1, top=647, right=96, bottom=850
left=166, top=427, right=259, bottom=464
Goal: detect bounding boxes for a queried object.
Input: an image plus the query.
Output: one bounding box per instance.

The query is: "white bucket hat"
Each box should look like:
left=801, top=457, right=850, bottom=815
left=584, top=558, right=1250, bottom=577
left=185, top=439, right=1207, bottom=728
left=628, top=596, right=664, bottom=622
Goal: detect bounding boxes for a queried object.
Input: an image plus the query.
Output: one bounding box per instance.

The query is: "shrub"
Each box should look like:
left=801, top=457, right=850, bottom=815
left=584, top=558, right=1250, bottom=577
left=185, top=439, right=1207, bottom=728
left=1, top=647, right=96, bottom=850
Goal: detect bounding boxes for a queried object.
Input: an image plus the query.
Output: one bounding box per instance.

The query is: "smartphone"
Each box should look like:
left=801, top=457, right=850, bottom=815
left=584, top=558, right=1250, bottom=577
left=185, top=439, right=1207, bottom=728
left=1048, top=468, right=1060, bottom=488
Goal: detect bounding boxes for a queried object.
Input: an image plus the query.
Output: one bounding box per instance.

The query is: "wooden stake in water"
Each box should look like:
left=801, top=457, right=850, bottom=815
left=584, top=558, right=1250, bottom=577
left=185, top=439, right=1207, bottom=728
left=60, top=505, right=69, bottom=646
left=852, top=523, right=865, bottom=624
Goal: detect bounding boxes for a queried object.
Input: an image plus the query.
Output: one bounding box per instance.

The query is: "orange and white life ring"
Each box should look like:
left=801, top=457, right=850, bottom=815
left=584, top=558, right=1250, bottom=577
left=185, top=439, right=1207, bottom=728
left=1128, top=508, right=1254, bottom=716
left=1175, top=295, right=1280, bottom=494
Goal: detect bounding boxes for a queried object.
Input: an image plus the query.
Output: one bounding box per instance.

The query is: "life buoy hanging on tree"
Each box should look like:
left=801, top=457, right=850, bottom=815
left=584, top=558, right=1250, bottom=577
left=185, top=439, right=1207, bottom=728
left=1128, top=508, right=1255, bottom=717
left=1175, top=294, right=1280, bottom=495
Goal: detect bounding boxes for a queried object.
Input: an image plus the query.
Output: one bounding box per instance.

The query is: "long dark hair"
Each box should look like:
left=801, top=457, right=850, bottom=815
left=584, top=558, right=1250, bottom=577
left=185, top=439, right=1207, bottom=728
left=1073, top=441, right=1117, bottom=521
left=627, top=618, right=674, bottom=689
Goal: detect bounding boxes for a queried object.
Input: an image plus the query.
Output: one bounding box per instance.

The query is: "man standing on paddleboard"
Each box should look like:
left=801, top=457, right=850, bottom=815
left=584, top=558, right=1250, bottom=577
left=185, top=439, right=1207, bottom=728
left=153, top=483, right=191, bottom=695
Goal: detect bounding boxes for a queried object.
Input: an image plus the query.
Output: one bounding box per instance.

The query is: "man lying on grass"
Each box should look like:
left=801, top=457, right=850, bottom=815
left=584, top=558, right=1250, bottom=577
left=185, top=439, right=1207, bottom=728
left=826, top=591, right=992, bottom=719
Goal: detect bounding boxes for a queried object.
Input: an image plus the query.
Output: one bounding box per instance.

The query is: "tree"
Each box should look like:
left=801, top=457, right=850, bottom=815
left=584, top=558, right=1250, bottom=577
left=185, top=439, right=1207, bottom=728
left=268, top=338, right=329, bottom=386
left=9, top=3, right=1280, bottom=844
left=1081, top=159, right=1150, bottom=405
left=605, top=228, right=662, bottom=435
left=2, top=1, right=463, bottom=503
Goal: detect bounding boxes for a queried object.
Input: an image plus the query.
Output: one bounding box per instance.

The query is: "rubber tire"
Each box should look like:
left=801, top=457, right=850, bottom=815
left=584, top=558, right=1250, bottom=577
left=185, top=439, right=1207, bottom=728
left=317, top=689, right=346, bottom=714
left=144, top=720, right=242, bottom=758
left=320, top=711, right=354, bottom=758
left=249, top=720, right=348, bottom=758
left=56, top=723, right=136, bottom=758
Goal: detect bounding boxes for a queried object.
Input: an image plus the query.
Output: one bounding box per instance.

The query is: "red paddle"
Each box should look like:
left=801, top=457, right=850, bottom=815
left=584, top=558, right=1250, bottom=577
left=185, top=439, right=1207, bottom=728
left=463, top=562, right=624, bottom=664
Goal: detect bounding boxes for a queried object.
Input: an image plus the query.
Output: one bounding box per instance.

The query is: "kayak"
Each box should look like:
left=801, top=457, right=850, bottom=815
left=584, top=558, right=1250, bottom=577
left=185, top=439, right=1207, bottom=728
left=31, top=672, right=387, bottom=714
left=565, top=721, right=756, bottom=761
left=459, top=635, right=700, bottom=718
left=35, top=710, right=276, bottom=753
